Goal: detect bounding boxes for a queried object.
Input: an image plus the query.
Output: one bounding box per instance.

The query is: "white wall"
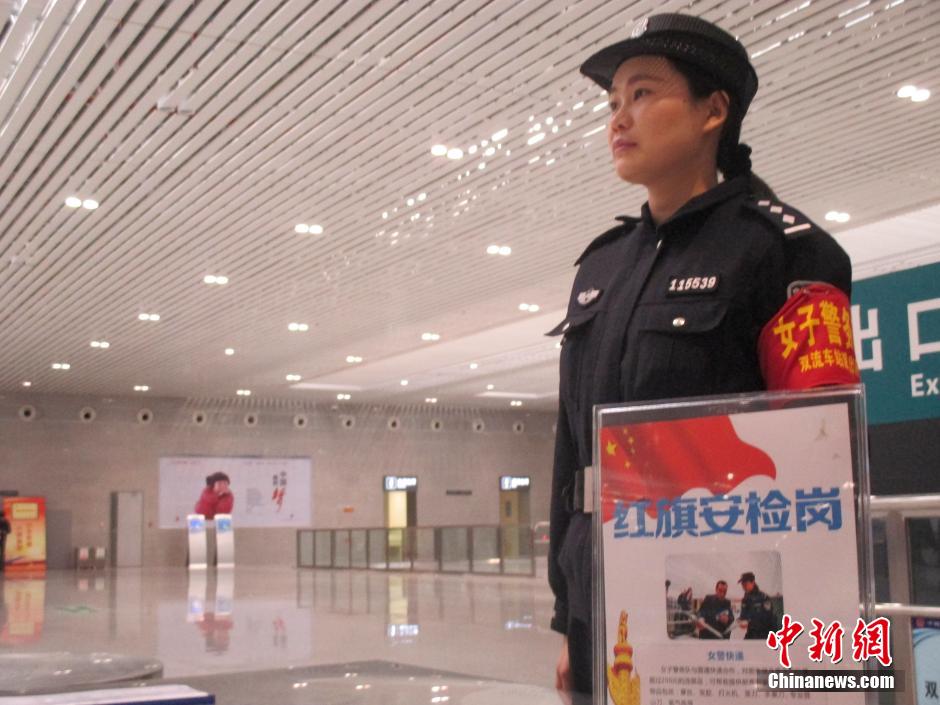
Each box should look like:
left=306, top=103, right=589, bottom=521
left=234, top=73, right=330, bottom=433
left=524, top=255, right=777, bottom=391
left=0, top=393, right=556, bottom=567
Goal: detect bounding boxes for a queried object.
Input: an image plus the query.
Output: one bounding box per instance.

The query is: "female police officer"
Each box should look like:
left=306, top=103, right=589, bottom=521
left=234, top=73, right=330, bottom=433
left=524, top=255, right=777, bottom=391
left=548, top=14, right=860, bottom=697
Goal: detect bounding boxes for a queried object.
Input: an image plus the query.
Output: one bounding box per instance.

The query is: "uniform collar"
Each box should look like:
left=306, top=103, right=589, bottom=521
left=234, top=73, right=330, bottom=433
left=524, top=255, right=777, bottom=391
left=636, top=176, right=749, bottom=231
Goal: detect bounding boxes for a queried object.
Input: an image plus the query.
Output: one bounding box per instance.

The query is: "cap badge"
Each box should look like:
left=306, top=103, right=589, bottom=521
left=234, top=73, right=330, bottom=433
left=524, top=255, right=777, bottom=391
left=577, top=288, right=602, bottom=307
left=630, top=17, right=648, bottom=38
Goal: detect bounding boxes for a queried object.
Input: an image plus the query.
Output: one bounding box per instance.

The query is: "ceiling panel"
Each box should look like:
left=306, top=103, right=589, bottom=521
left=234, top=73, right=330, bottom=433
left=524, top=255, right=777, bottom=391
left=1, top=0, right=937, bottom=410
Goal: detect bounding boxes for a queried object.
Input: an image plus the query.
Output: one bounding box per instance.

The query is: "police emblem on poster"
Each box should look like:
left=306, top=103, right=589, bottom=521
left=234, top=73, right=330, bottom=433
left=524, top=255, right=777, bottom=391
left=593, top=387, right=875, bottom=704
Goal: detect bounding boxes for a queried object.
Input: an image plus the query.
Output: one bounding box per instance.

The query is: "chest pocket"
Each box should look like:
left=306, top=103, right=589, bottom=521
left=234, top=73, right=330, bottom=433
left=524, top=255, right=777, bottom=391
left=548, top=307, right=605, bottom=405
left=626, top=299, right=731, bottom=400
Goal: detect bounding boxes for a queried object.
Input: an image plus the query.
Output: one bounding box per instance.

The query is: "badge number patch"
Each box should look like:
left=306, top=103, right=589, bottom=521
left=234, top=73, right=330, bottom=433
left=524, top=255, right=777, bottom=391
left=667, top=275, right=719, bottom=295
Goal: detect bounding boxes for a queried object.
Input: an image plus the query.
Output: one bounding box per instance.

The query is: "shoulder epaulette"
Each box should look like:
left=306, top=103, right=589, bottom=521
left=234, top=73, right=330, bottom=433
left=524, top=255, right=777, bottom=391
left=574, top=217, right=639, bottom=265
left=744, top=199, right=821, bottom=239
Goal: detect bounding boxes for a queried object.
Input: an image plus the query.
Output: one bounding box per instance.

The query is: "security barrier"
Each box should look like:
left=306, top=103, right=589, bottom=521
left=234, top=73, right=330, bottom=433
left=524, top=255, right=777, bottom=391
left=296, top=525, right=535, bottom=576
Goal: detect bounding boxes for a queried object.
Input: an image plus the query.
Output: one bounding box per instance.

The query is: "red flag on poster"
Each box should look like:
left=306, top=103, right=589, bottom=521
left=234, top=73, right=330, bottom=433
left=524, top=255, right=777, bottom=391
left=600, top=416, right=777, bottom=523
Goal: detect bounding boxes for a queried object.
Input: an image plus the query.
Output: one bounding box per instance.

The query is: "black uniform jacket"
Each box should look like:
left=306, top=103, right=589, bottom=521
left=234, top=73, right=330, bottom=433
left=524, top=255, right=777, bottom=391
left=547, top=176, right=851, bottom=633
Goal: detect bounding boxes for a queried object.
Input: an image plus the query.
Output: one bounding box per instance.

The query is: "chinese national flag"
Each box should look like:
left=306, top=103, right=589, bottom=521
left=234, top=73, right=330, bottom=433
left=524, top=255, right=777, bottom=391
left=600, top=416, right=777, bottom=523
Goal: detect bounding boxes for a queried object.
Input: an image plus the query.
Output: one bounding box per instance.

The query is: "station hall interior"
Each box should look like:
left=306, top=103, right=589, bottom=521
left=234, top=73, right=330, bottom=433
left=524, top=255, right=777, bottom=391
left=0, top=0, right=939, bottom=703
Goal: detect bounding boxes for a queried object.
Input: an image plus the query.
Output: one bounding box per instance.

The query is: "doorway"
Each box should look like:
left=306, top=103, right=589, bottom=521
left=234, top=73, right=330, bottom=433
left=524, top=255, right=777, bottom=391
left=110, top=491, right=143, bottom=567
left=499, top=484, right=531, bottom=563
left=384, top=481, right=416, bottom=568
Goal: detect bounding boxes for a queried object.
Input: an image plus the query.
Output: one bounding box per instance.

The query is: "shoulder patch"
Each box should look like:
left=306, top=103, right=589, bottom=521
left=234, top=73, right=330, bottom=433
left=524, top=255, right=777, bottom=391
left=744, top=199, right=820, bottom=239
left=575, top=218, right=638, bottom=265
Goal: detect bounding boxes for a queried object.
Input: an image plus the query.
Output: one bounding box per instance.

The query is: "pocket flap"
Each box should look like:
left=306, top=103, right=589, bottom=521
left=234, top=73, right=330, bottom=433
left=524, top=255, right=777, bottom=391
left=634, top=299, right=728, bottom=333
left=546, top=308, right=602, bottom=337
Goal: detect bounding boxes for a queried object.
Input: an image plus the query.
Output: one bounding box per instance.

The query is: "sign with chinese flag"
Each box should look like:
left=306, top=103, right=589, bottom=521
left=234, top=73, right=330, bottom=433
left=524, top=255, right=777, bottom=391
left=3, top=496, right=47, bottom=574
left=595, top=388, right=871, bottom=705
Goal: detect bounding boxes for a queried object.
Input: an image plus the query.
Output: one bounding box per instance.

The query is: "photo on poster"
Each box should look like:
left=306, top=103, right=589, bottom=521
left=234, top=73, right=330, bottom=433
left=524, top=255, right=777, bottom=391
left=665, top=550, right=783, bottom=641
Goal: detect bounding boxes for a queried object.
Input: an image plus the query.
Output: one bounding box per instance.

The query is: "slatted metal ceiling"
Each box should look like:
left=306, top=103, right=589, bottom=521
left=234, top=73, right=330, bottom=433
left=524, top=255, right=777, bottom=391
left=1, top=0, right=937, bottom=410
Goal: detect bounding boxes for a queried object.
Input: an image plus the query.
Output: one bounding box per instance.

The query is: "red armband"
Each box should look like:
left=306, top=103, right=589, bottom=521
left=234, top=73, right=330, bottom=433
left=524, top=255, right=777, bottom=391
left=759, top=283, right=860, bottom=390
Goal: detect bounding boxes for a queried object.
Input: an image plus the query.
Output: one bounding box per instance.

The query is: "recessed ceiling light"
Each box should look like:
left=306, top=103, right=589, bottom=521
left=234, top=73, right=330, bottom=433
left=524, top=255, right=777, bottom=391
left=431, top=144, right=448, bottom=156
left=825, top=211, right=851, bottom=223
left=469, top=363, right=479, bottom=370
left=346, top=355, right=363, bottom=363
left=519, top=303, right=529, bottom=311
left=134, top=385, right=150, bottom=392
left=446, top=147, right=463, bottom=160
left=309, top=224, right=323, bottom=235
left=225, top=348, right=235, bottom=356
left=82, top=199, right=99, bottom=210
left=583, top=124, right=605, bottom=138
left=417, top=192, right=427, bottom=201
left=138, top=313, right=160, bottom=321
left=400, top=380, right=409, bottom=386
left=90, top=340, right=110, bottom=348
left=421, top=332, right=440, bottom=341
left=486, top=245, right=500, bottom=255
left=491, top=128, right=508, bottom=142
left=527, top=133, right=545, bottom=146
left=51, top=363, right=71, bottom=370
left=236, top=389, right=251, bottom=396
left=468, top=145, right=477, bottom=155
left=295, top=223, right=310, bottom=234
left=897, top=84, right=931, bottom=103
left=573, top=101, right=584, bottom=110
left=288, top=322, right=309, bottom=332
left=511, top=400, right=523, bottom=407
left=484, top=147, right=496, bottom=157
left=486, top=384, right=495, bottom=391
left=22, top=381, right=31, bottom=387
left=286, top=374, right=302, bottom=382
left=336, top=393, right=352, bottom=400
left=498, top=246, right=511, bottom=256
left=65, top=196, right=82, bottom=208
left=425, top=398, right=438, bottom=403
left=204, top=274, right=228, bottom=285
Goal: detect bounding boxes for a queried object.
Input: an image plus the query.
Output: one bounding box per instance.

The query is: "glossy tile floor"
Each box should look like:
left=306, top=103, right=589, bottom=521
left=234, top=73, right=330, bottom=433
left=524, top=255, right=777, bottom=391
left=0, top=565, right=567, bottom=702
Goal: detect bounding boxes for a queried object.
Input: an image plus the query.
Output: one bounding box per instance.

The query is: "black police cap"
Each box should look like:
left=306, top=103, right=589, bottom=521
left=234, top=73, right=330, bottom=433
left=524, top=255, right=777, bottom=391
left=580, top=14, right=758, bottom=116
left=738, top=571, right=756, bottom=583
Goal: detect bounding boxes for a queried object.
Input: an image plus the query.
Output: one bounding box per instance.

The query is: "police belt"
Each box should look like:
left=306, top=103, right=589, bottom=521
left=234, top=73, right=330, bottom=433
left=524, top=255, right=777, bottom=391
left=568, top=466, right=595, bottom=514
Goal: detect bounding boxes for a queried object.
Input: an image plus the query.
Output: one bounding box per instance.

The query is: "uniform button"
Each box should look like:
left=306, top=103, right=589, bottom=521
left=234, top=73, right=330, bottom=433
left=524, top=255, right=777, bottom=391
left=672, top=317, right=686, bottom=328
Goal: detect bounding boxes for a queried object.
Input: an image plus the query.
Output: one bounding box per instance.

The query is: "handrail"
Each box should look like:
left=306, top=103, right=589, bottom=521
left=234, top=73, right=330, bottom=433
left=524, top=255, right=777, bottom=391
left=870, top=494, right=940, bottom=514
left=875, top=603, right=940, bottom=618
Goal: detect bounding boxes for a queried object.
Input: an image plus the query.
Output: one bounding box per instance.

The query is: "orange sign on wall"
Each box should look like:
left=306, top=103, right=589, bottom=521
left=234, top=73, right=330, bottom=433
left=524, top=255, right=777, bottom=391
left=3, top=497, right=46, bottom=575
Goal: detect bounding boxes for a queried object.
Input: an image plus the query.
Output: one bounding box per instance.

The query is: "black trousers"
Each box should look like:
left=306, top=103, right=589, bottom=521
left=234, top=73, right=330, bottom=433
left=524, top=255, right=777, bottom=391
left=559, top=513, right=595, bottom=696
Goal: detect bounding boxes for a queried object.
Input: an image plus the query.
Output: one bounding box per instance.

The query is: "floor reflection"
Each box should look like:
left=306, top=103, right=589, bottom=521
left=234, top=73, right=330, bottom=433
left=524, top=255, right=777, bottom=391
left=0, top=566, right=558, bottom=687
left=1, top=577, right=45, bottom=644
